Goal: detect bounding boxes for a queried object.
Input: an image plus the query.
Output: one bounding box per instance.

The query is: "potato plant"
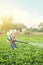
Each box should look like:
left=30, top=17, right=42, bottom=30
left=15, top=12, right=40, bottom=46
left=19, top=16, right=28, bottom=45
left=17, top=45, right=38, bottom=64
left=0, top=35, right=43, bottom=65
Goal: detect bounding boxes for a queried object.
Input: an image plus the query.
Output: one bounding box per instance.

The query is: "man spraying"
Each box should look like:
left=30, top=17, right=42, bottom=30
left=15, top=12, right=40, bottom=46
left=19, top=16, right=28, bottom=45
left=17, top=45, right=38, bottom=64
left=7, top=30, right=17, bottom=49
left=7, top=30, right=28, bottom=49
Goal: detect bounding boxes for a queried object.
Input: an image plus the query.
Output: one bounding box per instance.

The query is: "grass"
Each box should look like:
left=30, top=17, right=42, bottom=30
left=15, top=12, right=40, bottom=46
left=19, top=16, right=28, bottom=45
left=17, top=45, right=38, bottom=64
left=0, top=35, right=43, bottom=65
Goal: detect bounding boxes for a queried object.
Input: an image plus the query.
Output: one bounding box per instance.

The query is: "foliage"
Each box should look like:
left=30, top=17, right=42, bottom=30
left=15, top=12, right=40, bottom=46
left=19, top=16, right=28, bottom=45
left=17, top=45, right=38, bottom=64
left=23, top=28, right=31, bottom=35
left=1, top=16, right=26, bottom=32
left=30, top=27, right=38, bottom=32
left=0, top=35, right=43, bottom=65
left=38, top=22, right=43, bottom=32
left=1, top=16, right=14, bottom=31
left=14, top=23, right=26, bottom=31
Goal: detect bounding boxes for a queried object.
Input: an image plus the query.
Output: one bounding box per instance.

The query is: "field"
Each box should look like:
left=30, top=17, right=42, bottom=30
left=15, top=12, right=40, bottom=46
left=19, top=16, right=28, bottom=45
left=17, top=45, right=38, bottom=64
left=0, top=35, right=43, bottom=65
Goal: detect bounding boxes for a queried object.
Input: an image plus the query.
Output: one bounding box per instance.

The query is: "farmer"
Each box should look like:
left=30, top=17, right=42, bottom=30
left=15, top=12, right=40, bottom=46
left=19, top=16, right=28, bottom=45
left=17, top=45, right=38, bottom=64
left=7, top=30, right=17, bottom=49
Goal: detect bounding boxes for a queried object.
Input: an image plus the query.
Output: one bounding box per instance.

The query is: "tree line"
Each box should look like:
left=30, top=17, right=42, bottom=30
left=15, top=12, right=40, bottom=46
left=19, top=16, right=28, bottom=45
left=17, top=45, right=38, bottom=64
left=0, top=16, right=43, bottom=35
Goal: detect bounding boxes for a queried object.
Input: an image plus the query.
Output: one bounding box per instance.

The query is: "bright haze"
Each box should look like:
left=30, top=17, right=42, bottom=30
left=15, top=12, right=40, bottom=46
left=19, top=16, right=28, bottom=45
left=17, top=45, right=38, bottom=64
left=0, top=0, right=43, bottom=27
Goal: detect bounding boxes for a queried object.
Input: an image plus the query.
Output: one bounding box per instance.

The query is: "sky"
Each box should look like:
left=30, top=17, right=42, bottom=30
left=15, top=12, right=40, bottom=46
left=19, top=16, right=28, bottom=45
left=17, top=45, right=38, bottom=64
left=0, top=0, right=43, bottom=27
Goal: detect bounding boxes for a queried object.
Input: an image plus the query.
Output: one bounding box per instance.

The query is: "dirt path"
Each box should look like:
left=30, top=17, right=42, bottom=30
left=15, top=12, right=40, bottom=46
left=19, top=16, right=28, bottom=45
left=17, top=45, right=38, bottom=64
left=29, top=42, right=43, bottom=48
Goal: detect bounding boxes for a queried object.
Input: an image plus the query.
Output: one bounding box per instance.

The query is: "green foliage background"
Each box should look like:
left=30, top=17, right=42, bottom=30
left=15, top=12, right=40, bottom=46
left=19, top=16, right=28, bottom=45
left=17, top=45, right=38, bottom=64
left=0, top=35, right=43, bottom=65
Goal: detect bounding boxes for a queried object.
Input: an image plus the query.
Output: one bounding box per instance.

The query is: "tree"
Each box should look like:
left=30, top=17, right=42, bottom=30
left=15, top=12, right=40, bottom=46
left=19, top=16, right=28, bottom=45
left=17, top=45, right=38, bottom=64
left=23, top=28, right=31, bottom=35
left=38, top=22, right=43, bottom=29
left=1, top=16, right=14, bottom=31
left=1, top=16, right=26, bottom=32
left=13, top=23, right=26, bottom=32
left=38, top=22, right=43, bottom=32
left=30, top=27, right=38, bottom=32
